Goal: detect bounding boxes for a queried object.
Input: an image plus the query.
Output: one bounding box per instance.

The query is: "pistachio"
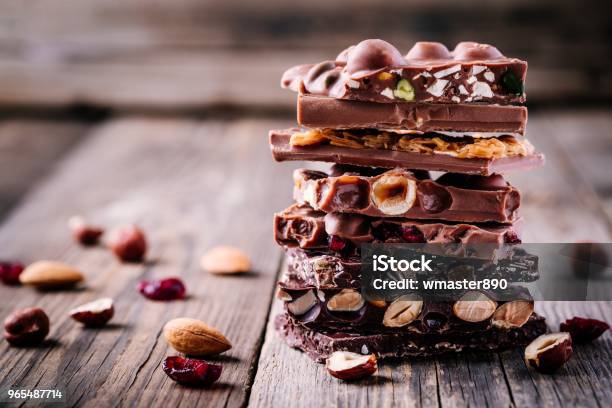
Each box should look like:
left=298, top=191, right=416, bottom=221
left=393, top=79, right=415, bottom=101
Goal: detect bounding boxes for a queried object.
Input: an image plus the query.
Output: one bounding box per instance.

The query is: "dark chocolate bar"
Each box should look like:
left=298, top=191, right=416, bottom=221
left=274, top=203, right=523, bottom=250
left=270, top=130, right=544, bottom=176
left=277, top=283, right=535, bottom=335
left=293, top=168, right=520, bottom=223
left=283, top=247, right=539, bottom=290
left=282, top=40, right=527, bottom=105
left=298, top=95, right=528, bottom=134
left=275, top=312, right=546, bottom=363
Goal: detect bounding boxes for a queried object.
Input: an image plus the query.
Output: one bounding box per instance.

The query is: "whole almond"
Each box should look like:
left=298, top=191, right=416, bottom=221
left=20, top=261, right=84, bottom=289
left=163, top=317, right=231, bottom=356
left=200, top=246, right=251, bottom=275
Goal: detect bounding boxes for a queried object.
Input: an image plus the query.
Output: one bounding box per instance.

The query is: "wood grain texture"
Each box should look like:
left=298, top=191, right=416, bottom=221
left=0, top=120, right=88, bottom=218
left=249, top=112, right=612, bottom=408
left=0, top=118, right=295, bottom=407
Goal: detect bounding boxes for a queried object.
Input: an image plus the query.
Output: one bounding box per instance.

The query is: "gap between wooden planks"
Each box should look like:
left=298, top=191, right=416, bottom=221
left=0, top=118, right=295, bottom=407
left=248, top=112, right=612, bottom=408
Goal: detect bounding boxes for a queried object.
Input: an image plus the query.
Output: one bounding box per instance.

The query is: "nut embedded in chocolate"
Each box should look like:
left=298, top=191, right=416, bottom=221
left=405, top=42, right=452, bottom=60
left=325, top=351, right=377, bottom=380
left=287, top=290, right=317, bottom=316
left=346, top=39, right=405, bottom=77
left=371, top=173, right=416, bottom=215
left=492, top=300, right=534, bottom=329
left=453, top=42, right=503, bottom=61
left=383, top=296, right=423, bottom=328
left=326, top=289, right=365, bottom=312
left=525, top=332, right=573, bottom=374
left=453, top=291, right=497, bottom=323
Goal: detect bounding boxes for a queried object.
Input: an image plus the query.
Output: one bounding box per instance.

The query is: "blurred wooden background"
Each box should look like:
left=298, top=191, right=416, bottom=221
left=0, top=0, right=611, bottom=113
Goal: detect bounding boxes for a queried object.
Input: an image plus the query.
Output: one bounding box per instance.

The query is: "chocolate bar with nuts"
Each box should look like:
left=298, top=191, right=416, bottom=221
left=275, top=312, right=546, bottom=363
left=278, top=283, right=536, bottom=335
left=270, top=130, right=544, bottom=176
left=282, top=40, right=527, bottom=105
left=293, top=168, right=520, bottom=223
left=274, top=203, right=523, bottom=251
left=298, top=95, right=528, bottom=134
left=283, top=247, right=539, bottom=290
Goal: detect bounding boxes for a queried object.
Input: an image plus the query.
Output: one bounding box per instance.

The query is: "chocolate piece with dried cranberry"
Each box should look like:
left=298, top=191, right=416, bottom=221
left=274, top=203, right=524, bottom=251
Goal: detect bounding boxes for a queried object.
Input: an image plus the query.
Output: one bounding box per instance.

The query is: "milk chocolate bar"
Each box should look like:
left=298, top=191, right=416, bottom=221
left=293, top=168, right=520, bottom=223
left=274, top=204, right=523, bottom=251
left=278, top=284, right=535, bottom=334
left=270, top=130, right=544, bottom=175
left=283, top=247, right=539, bottom=290
left=298, top=95, right=527, bottom=134
left=275, top=312, right=546, bottom=363
left=282, top=40, right=526, bottom=105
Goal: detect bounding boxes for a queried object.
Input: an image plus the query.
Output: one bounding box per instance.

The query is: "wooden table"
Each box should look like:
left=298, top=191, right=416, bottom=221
left=0, top=111, right=611, bottom=407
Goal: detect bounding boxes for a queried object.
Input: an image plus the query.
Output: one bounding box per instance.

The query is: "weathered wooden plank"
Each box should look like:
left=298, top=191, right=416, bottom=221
left=249, top=112, right=612, bottom=407
left=0, top=118, right=292, bottom=407
left=0, top=120, right=88, bottom=218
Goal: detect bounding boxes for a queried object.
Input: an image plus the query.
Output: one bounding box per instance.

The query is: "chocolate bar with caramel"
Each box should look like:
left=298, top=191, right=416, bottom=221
left=274, top=203, right=523, bottom=251
left=270, top=130, right=544, bottom=175
left=275, top=312, right=546, bottom=363
left=282, top=40, right=527, bottom=105
left=293, top=168, right=520, bottom=223
left=298, top=95, right=528, bottom=134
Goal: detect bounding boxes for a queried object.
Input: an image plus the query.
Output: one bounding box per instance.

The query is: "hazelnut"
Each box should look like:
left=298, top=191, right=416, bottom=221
left=68, top=216, right=104, bottom=246
left=326, top=351, right=377, bottom=380
left=200, top=246, right=251, bottom=275
left=452, top=291, right=497, bottom=323
left=4, top=307, right=50, bottom=346
left=70, top=298, right=114, bottom=327
left=327, top=289, right=364, bottom=312
left=383, top=296, right=423, bottom=327
left=108, top=225, right=147, bottom=263
left=287, top=290, right=317, bottom=316
left=525, top=332, right=573, bottom=374
left=492, top=300, right=534, bottom=329
left=371, top=174, right=416, bottom=215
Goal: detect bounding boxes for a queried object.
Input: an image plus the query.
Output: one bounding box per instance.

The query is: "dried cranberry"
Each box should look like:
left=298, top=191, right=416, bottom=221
left=402, top=226, right=426, bottom=243
left=504, top=231, right=521, bottom=244
left=328, top=235, right=347, bottom=252
left=560, top=317, right=609, bottom=344
left=162, top=356, right=221, bottom=387
left=0, top=262, right=24, bottom=285
left=138, top=278, right=186, bottom=301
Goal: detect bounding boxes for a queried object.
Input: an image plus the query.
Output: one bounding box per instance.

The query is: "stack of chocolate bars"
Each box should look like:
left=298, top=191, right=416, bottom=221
left=269, top=39, right=547, bottom=362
